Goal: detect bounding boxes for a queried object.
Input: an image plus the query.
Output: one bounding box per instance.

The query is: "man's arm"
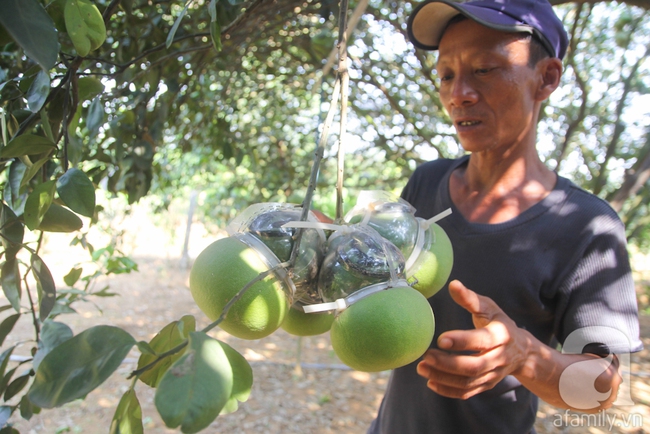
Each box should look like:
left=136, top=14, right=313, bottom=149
left=416, top=280, right=622, bottom=412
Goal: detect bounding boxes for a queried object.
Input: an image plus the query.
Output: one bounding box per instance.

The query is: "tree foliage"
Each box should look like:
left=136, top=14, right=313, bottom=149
left=0, top=0, right=648, bottom=431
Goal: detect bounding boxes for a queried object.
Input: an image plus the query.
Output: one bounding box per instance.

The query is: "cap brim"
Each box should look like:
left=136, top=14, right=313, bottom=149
left=407, top=0, right=534, bottom=51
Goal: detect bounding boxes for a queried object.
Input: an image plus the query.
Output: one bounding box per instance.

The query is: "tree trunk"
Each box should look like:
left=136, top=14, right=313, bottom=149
left=609, top=133, right=650, bottom=213
left=180, top=190, right=199, bottom=269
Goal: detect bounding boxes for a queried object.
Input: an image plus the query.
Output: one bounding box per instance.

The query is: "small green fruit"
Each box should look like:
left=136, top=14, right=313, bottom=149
left=330, top=286, right=435, bottom=372
left=280, top=303, right=334, bottom=336
left=189, top=236, right=290, bottom=340
left=407, top=222, right=453, bottom=299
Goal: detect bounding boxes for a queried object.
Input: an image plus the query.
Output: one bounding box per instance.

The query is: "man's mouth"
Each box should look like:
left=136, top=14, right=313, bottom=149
left=457, top=120, right=480, bottom=127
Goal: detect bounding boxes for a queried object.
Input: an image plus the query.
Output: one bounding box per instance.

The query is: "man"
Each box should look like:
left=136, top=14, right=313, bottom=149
left=367, top=0, right=643, bottom=433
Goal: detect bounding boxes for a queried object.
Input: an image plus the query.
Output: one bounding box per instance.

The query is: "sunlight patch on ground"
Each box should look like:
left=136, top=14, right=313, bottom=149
left=350, top=371, right=371, bottom=383
left=243, top=349, right=266, bottom=361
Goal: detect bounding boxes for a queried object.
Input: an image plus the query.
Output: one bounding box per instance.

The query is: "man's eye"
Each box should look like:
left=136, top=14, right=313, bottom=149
left=476, top=68, right=491, bottom=74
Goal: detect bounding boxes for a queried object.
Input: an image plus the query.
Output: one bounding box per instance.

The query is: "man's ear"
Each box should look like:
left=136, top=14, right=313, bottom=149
left=535, top=57, right=563, bottom=101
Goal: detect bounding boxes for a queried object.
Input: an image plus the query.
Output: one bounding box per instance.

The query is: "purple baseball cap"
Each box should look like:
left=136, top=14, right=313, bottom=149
left=407, top=0, right=569, bottom=59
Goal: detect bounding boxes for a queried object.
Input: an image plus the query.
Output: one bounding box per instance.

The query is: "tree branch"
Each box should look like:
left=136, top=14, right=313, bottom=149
left=592, top=39, right=650, bottom=194
left=555, top=3, right=590, bottom=171
left=358, top=64, right=445, bottom=156
left=609, top=130, right=650, bottom=212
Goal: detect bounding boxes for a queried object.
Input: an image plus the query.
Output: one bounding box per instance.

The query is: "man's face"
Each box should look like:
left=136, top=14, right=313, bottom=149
left=436, top=19, right=541, bottom=155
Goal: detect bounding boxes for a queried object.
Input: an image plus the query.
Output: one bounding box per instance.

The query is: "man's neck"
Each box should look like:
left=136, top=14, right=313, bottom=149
left=449, top=149, right=557, bottom=224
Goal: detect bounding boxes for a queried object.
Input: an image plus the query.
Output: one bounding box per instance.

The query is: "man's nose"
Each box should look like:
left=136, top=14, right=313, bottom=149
left=449, top=75, right=479, bottom=107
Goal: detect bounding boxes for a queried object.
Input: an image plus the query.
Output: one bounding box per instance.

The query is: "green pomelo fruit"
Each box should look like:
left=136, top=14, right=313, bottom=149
left=330, top=286, right=434, bottom=372
left=189, top=236, right=290, bottom=340
left=280, top=304, right=335, bottom=336
left=409, top=223, right=454, bottom=299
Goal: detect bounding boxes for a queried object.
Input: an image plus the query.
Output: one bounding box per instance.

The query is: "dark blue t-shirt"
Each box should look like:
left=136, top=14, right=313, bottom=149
left=368, top=156, right=642, bottom=434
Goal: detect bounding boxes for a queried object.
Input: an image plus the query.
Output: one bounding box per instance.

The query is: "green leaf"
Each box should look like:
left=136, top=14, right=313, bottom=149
left=0, top=0, right=59, bottom=70
left=37, top=203, right=83, bottom=233
left=0, top=314, right=20, bottom=347
left=137, top=315, right=195, bottom=388
left=0, top=134, right=56, bottom=158
left=0, top=347, right=15, bottom=380
left=0, top=406, right=12, bottom=429
left=166, top=0, right=194, bottom=49
left=154, top=332, right=233, bottom=434
left=66, top=131, right=83, bottom=167
left=208, top=0, right=222, bottom=52
left=24, top=180, right=56, bottom=231
left=56, top=168, right=96, bottom=217
left=19, top=155, right=51, bottom=189
left=76, top=76, right=104, bottom=102
left=135, top=341, right=156, bottom=356
left=0, top=21, right=11, bottom=47
left=30, top=253, right=56, bottom=321
left=219, top=341, right=253, bottom=415
left=26, top=69, right=51, bottom=113
left=46, top=0, right=68, bottom=32
left=0, top=367, right=17, bottom=397
left=64, top=0, right=107, bottom=57
left=109, top=389, right=143, bottom=434
left=63, top=266, right=83, bottom=287
left=0, top=204, right=24, bottom=256
left=92, top=287, right=117, bottom=297
left=47, top=301, right=76, bottom=317
left=1, top=257, right=22, bottom=312
left=32, top=319, right=74, bottom=372
left=86, top=96, right=104, bottom=137
left=28, top=325, right=136, bottom=408
left=7, top=160, right=27, bottom=213
left=19, top=393, right=36, bottom=420
left=4, top=372, right=30, bottom=401
left=68, top=104, right=82, bottom=134
left=0, top=425, right=20, bottom=434
left=39, top=106, right=55, bottom=142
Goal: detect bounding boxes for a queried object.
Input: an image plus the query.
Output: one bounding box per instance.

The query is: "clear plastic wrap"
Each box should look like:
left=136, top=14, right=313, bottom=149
left=344, top=190, right=419, bottom=259
left=317, top=224, right=406, bottom=303
left=226, top=203, right=326, bottom=302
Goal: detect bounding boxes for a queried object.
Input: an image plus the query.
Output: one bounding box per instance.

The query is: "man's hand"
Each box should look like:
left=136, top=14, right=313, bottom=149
left=416, top=280, right=531, bottom=399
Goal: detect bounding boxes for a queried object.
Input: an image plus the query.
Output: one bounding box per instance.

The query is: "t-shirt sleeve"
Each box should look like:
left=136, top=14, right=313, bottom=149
left=554, top=213, right=643, bottom=355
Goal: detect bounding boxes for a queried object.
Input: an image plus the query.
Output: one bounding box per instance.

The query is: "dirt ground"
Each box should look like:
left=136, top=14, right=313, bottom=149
left=4, top=202, right=650, bottom=433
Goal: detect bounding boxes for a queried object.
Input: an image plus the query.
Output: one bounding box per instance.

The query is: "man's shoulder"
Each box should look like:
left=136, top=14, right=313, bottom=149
left=556, top=175, right=624, bottom=228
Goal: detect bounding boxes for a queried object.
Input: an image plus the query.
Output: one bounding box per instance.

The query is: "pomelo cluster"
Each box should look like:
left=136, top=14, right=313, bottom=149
left=345, top=191, right=454, bottom=298
left=189, top=193, right=454, bottom=372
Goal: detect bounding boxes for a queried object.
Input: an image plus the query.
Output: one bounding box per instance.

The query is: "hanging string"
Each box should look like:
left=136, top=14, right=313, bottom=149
left=288, top=0, right=352, bottom=267
left=335, top=0, right=350, bottom=222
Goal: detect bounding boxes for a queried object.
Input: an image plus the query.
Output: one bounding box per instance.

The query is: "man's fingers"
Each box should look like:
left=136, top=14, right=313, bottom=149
left=421, top=348, right=506, bottom=377
left=448, top=280, right=479, bottom=312
left=438, top=321, right=511, bottom=352
left=425, top=379, right=494, bottom=400
left=417, top=358, right=505, bottom=400
left=448, top=280, right=495, bottom=316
